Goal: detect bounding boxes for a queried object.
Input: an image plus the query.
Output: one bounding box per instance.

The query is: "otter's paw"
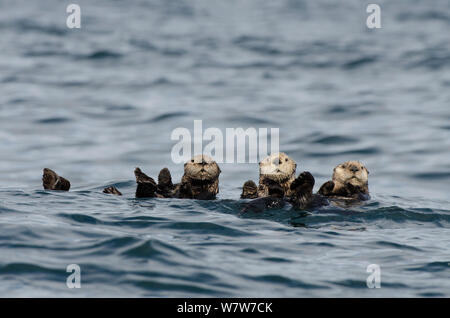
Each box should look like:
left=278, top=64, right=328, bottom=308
left=158, top=168, right=173, bottom=188
left=267, top=182, right=284, bottom=198
left=291, top=171, right=315, bottom=191
left=134, top=167, right=157, bottom=198
left=42, top=168, right=71, bottom=191
left=157, top=168, right=175, bottom=197
left=290, top=171, right=314, bottom=210
left=318, top=180, right=335, bottom=196
left=103, top=186, right=122, bottom=196
left=241, top=180, right=258, bottom=199
left=178, top=181, right=194, bottom=199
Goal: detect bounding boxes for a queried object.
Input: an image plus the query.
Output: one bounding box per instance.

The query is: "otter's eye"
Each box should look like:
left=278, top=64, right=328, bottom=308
left=285, top=158, right=288, bottom=162
left=191, top=160, right=194, bottom=163
left=279, top=159, right=282, bottom=164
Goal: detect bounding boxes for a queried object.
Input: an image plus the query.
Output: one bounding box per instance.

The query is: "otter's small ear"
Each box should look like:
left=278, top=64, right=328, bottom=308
left=184, top=163, right=187, bottom=167
left=365, top=167, right=369, bottom=174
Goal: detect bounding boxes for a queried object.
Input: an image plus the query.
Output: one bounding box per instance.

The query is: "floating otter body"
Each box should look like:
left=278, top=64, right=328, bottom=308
left=318, top=161, right=370, bottom=201
left=134, top=154, right=221, bottom=200
left=241, top=153, right=316, bottom=211
left=42, top=168, right=71, bottom=191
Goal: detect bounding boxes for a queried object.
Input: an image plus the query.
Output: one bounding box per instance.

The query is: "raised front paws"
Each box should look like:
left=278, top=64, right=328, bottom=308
left=290, top=171, right=315, bottom=209
left=291, top=171, right=315, bottom=191
left=241, top=180, right=258, bottom=199
left=318, top=180, right=335, bottom=196
left=134, top=167, right=157, bottom=198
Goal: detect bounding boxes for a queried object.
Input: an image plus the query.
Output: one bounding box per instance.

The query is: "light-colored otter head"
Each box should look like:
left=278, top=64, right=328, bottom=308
left=332, top=161, right=369, bottom=189
left=259, top=152, right=296, bottom=183
left=184, top=154, right=221, bottom=182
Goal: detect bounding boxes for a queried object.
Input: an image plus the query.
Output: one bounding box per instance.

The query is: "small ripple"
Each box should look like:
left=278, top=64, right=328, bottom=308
left=396, top=11, right=450, bottom=22
left=121, top=239, right=189, bottom=259
left=300, top=242, right=336, bottom=248
left=306, top=146, right=381, bottom=157
left=331, top=279, right=409, bottom=289
left=146, top=111, right=190, bottom=123
left=406, top=261, right=450, bottom=273
left=58, top=213, right=102, bottom=225
left=240, top=248, right=260, bottom=254
left=0, top=263, right=64, bottom=276
left=243, top=274, right=328, bottom=290
left=376, top=241, right=423, bottom=252
left=411, top=172, right=450, bottom=180
left=261, top=257, right=292, bottom=263
left=417, top=292, right=445, bottom=297
left=310, top=135, right=358, bottom=145
left=342, top=56, right=378, bottom=69
left=79, top=50, right=123, bottom=60
left=105, top=104, right=137, bottom=112
left=13, top=19, right=67, bottom=36
left=34, top=117, right=72, bottom=124
left=158, top=221, right=252, bottom=237
left=226, top=115, right=275, bottom=125
left=232, top=35, right=285, bottom=56
left=129, top=279, right=222, bottom=295
left=404, top=48, right=450, bottom=70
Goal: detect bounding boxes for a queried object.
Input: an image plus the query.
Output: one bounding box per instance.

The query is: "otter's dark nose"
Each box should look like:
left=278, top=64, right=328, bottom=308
left=350, top=166, right=359, bottom=173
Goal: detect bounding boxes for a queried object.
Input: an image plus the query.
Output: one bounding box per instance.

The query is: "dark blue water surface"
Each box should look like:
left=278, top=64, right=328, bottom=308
left=0, top=0, right=449, bottom=297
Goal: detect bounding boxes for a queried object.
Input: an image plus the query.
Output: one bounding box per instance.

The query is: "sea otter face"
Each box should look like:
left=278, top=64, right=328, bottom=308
left=184, top=154, right=221, bottom=182
left=259, top=152, right=296, bottom=183
left=333, top=161, right=369, bottom=187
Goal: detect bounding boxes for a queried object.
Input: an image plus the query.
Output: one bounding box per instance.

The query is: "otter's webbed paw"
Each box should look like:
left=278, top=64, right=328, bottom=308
left=241, top=180, right=258, bottom=199
left=157, top=168, right=174, bottom=197
left=265, top=180, right=284, bottom=198
left=343, top=183, right=370, bottom=200
left=42, top=168, right=71, bottom=191
left=290, top=171, right=315, bottom=209
left=103, top=186, right=122, bottom=196
left=178, top=181, right=194, bottom=199
left=318, top=180, right=335, bottom=196
left=134, top=167, right=157, bottom=198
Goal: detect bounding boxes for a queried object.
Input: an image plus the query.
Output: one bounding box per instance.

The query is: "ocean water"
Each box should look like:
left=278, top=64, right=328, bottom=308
left=0, top=0, right=449, bottom=297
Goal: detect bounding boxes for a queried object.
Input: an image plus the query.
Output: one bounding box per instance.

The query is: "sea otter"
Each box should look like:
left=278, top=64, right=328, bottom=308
left=240, top=153, right=316, bottom=211
left=318, top=161, right=370, bottom=200
left=241, top=152, right=296, bottom=199
left=134, top=154, right=221, bottom=200
left=42, top=168, right=71, bottom=191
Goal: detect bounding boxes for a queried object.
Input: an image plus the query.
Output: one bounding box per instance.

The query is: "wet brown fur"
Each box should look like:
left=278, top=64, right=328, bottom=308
left=318, top=161, right=370, bottom=200
left=134, top=155, right=221, bottom=200
left=42, top=168, right=70, bottom=191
